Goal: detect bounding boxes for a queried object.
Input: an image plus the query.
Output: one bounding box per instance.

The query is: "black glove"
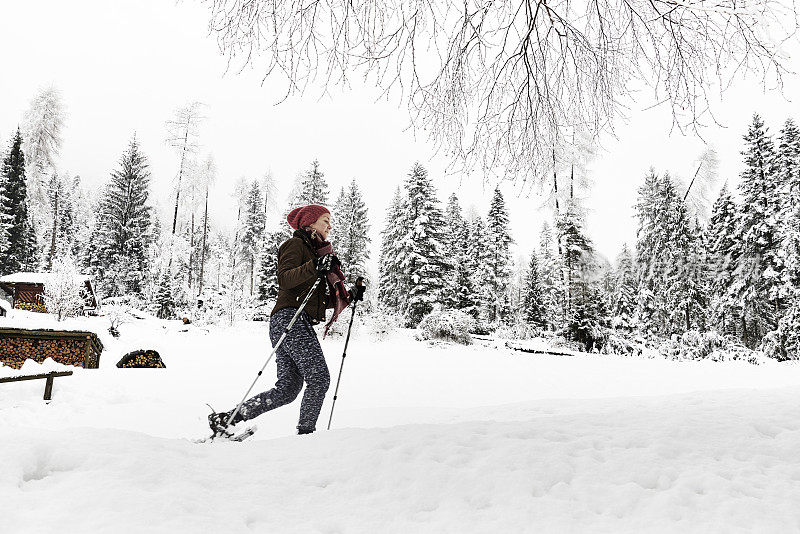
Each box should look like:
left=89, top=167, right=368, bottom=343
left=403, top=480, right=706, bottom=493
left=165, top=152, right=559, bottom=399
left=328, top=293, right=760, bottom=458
left=315, top=253, right=340, bottom=274
left=350, top=277, right=366, bottom=302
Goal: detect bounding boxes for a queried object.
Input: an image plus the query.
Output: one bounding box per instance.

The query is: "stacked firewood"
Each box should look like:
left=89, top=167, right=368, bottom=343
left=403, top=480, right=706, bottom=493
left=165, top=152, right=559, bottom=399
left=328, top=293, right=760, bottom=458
left=0, top=338, right=85, bottom=369
left=116, top=349, right=166, bottom=368
left=14, top=302, right=47, bottom=313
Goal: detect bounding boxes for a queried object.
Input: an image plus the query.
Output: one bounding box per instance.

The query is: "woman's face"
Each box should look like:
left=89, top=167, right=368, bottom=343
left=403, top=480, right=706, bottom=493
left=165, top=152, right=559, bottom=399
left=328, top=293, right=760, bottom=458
left=310, top=213, right=332, bottom=240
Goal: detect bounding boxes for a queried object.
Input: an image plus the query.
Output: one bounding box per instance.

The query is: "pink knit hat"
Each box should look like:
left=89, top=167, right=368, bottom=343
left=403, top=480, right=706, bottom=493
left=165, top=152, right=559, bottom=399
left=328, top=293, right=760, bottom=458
left=287, top=204, right=330, bottom=230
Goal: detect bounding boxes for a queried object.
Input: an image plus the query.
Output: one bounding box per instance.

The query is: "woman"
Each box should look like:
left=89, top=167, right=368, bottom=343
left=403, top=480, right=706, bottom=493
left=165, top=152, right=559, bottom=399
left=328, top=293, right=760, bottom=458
left=209, top=204, right=350, bottom=436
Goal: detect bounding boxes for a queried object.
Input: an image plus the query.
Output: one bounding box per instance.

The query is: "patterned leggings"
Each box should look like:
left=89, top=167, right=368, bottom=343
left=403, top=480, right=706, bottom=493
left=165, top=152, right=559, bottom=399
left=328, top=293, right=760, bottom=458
left=238, top=307, right=330, bottom=431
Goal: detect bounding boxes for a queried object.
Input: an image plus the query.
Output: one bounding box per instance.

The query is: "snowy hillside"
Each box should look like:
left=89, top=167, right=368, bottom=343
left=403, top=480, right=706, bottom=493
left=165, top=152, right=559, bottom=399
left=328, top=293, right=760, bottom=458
left=3, top=312, right=800, bottom=532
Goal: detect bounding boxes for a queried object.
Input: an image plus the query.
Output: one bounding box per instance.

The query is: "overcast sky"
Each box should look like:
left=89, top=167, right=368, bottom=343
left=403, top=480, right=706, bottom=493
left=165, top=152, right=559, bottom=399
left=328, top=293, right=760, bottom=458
left=2, top=0, right=800, bottom=274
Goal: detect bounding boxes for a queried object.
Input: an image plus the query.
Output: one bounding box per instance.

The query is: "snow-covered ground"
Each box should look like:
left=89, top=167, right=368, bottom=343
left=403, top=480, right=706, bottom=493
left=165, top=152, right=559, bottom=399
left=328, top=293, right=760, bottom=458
left=3, top=311, right=800, bottom=532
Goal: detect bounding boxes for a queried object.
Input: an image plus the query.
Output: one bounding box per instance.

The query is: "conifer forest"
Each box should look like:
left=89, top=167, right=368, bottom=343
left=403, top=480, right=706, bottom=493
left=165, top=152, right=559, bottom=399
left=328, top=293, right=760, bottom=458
left=2, top=85, right=799, bottom=361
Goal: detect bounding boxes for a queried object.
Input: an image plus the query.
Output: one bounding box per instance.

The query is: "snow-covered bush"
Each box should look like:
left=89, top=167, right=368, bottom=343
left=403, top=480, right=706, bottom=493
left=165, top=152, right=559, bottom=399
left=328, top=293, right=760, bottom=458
left=43, top=256, right=84, bottom=321
left=658, top=330, right=759, bottom=364
left=103, top=305, right=134, bottom=337
left=361, top=310, right=402, bottom=341
left=493, top=320, right=541, bottom=340
left=417, top=309, right=476, bottom=344
left=194, top=288, right=254, bottom=326
left=760, top=304, right=800, bottom=361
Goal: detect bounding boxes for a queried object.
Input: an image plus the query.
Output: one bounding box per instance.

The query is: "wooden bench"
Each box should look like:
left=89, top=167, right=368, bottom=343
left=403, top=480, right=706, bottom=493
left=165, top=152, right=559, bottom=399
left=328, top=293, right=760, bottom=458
left=0, top=370, right=74, bottom=400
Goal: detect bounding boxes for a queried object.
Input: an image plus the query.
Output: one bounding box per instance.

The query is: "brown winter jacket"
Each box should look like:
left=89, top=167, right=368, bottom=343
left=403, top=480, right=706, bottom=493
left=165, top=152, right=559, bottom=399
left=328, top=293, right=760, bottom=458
left=271, top=230, right=329, bottom=323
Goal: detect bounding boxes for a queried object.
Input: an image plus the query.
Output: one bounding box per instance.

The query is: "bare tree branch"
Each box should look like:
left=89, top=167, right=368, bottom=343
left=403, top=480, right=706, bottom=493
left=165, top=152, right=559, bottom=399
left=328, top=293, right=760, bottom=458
left=201, top=0, right=798, bottom=185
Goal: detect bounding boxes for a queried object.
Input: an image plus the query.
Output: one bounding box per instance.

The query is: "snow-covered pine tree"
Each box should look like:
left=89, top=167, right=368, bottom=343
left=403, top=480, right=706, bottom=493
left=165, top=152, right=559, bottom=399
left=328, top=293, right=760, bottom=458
left=1, top=129, right=38, bottom=273
left=154, top=271, right=176, bottom=319
left=776, top=119, right=800, bottom=290
left=296, top=160, right=330, bottom=207
left=598, top=261, right=616, bottom=326
left=522, top=252, right=546, bottom=327
left=707, top=183, right=741, bottom=335
left=43, top=172, right=76, bottom=269
left=441, top=194, right=466, bottom=310
left=733, top=114, right=785, bottom=346
left=0, top=172, right=11, bottom=270
left=611, top=243, right=637, bottom=330
left=240, top=179, right=265, bottom=295
left=464, top=209, right=492, bottom=320
left=377, top=187, right=408, bottom=311
left=762, top=118, right=800, bottom=359
left=96, top=135, right=154, bottom=297
left=668, top=214, right=710, bottom=333
left=329, top=187, right=346, bottom=244
left=255, top=230, right=284, bottom=307
left=556, top=199, right=593, bottom=321
left=538, top=221, right=561, bottom=330
left=634, top=168, right=664, bottom=333
left=329, top=179, right=371, bottom=285
left=398, top=163, right=451, bottom=326
left=485, top=187, right=513, bottom=323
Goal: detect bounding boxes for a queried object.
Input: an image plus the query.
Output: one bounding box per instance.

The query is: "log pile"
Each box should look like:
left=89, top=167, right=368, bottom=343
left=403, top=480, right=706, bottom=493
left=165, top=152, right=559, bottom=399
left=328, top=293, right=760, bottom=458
left=116, top=349, right=165, bottom=368
left=0, top=328, right=103, bottom=369
left=14, top=301, right=47, bottom=313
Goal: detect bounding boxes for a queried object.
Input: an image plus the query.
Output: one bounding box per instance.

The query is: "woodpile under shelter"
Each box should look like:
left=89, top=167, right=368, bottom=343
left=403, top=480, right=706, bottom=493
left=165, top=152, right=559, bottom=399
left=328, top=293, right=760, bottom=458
left=0, top=272, right=98, bottom=314
left=0, top=327, right=104, bottom=369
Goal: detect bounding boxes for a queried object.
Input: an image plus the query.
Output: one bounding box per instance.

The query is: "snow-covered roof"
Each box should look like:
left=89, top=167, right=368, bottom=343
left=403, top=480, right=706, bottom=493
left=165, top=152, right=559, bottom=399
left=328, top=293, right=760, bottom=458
left=0, top=272, right=93, bottom=285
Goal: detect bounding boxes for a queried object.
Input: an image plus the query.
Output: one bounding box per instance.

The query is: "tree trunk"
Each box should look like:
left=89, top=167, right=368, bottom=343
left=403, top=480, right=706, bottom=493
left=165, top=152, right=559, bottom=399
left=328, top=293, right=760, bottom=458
left=189, top=212, right=195, bottom=289
left=172, top=129, right=189, bottom=235
left=198, top=187, right=209, bottom=298
left=48, top=184, right=59, bottom=270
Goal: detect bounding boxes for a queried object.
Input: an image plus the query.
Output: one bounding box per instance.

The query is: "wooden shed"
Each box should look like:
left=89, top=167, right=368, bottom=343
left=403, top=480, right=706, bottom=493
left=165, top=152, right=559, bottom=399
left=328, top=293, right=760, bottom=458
left=0, top=327, right=104, bottom=369
left=0, top=272, right=98, bottom=314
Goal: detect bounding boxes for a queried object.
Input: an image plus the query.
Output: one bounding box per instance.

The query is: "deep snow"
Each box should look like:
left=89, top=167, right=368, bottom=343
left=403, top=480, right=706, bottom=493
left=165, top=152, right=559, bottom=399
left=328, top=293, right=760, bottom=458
left=2, top=310, right=800, bottom=532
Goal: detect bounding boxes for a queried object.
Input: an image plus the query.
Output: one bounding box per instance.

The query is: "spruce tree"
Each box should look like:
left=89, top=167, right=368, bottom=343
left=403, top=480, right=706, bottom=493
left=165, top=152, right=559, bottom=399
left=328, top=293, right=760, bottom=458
left=668, top=217, right=710, bottom=333
left=611, top=243, right=637, bottom=330
left=522, top=252, right=546, bottom=327
left=0, top=173, right=11, bottom=270
left=1, top=129, right=37, bottom=273
left=97, top=135, right=153, bottom=296
left=734, top=114, right=784, bottom=346
left=464, top=210, right=492, bottom=320
left=296, top=159, right=329, bottom=206
left=485, top=187, right=513, bottom=323
left=707, top=183, right=741, bottom=335
left=240, top=179, right=265, bottom=294
left=777, top=119, right=800, bottom=289
left=44, top=172, right=76, bottom=269
left=330, top=179, right=370, bottom=285
left=634, top=168, right=665, bottom=332
left=154, top=271, right=176, bottom=319
left=442, top=193, right=466, bottom=309
left=378, top=187, right=409, bottom=312
left=538, top=222, right=560, bottom=330
left=255, top=230, right=284, bottom=313
left=398, top=163, right=451, bottom=326
left=557, top=200, right=593, bottom=321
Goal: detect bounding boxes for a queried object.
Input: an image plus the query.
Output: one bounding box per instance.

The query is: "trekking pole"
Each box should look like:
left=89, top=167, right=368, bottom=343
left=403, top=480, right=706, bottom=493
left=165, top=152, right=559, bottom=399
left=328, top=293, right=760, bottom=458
left=224, top=276, right=323, bottom=429
left=327, top=277, right=365, bottom=430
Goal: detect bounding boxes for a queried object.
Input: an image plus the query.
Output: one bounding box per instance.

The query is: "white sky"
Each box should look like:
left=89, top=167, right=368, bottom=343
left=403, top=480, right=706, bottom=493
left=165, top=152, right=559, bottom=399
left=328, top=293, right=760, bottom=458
left=2, top=0, right=799, bottom=274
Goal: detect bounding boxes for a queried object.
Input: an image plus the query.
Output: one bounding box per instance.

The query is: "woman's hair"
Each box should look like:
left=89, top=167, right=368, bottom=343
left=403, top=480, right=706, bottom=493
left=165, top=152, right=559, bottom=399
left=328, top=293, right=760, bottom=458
left=304, top=226, right=318, bottom=239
